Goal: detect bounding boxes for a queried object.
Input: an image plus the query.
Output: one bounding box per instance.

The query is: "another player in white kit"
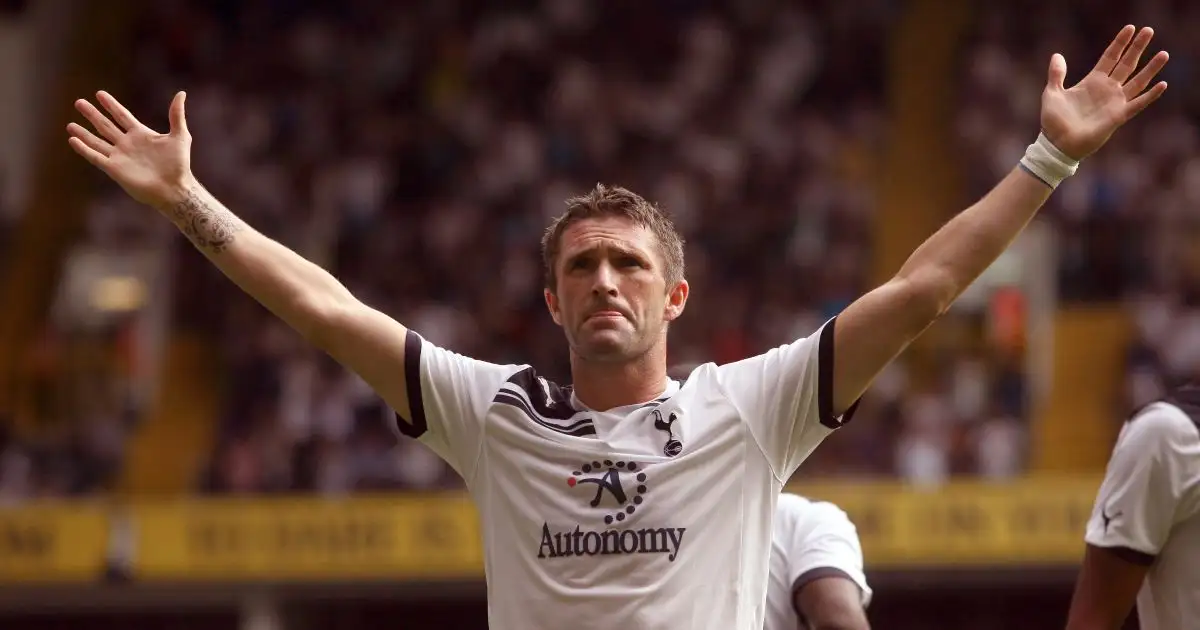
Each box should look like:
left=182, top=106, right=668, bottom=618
left=66, top=25, right=1168, bottom=630
left=1065, top=389, right=1200, bottom=630
left=766, top=494, right=871, bottom=630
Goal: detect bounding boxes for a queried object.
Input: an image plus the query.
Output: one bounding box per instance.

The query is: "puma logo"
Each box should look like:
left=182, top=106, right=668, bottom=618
left=1102, top=505, right=1123, bottom=532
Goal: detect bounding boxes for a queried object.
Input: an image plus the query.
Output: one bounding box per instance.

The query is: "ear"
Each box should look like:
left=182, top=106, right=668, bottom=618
left=663, top=279, right=689, bottom=322
left=544, top=288, right=563, bottom=326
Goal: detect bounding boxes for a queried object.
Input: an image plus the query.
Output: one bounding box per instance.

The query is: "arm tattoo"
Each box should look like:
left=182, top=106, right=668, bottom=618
left=168, top=187, right=244, bottom=254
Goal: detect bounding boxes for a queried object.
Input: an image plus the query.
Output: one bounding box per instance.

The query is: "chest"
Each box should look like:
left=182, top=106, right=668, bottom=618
left=487, top=385, right=748, bottom=466
left=479, top=388, right=763, bottom=527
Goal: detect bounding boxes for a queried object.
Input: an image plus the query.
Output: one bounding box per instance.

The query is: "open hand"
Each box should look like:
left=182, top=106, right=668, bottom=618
left=67, top=91, right=194, bottom=210
left=1041, top=25, right=1169, bottom=160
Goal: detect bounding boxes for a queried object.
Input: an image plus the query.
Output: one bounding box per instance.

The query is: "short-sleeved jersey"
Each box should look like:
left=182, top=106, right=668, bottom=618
left=393, top=317, right=855, bottom=630
left=765, top=493, right=871, bottom=630
left=1084, top=400, right=1200, bottom=630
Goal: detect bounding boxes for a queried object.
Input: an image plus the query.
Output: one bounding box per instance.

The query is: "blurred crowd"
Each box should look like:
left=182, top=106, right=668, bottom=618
left=0, top=1, right=142, bottom=504
left=0, top=327, right=136, bottom=504
left=145, top=0, right=922, bottom=494
left=158, top=0, right=902, bottom=494
left=956, top=0, right=1200, bottom=416
left=22, top=0, right=1200, bottom=500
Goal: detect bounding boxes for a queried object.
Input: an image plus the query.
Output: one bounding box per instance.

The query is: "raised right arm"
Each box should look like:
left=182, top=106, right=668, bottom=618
left=68, top=90, right=523, bottom=478
left=157, top=181, right=416, bottom=420
left=67, top=90, right=529, bottom=478
left=66, top=90, right=507, bottom=448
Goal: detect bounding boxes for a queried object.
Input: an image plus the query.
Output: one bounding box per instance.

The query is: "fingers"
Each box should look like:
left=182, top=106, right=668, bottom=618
left=96, top=91, right=142, bottom=132
left=1047, top=53, right=1067, bottom=91
left=1092, top=25, right=1136, bottom=76
left=66, top=122, right=113, bottom=157
left=1110, top=27, right=1155, bottom=83
left=1124, top=81, right=1168, bottom=121
left=168, top=91, right=189, bottom=137
left=67, top=136, right=109, bottom=170
left=1124, top=50, right=1169, bottom=99
left=75, top=98, right=123, bottom=143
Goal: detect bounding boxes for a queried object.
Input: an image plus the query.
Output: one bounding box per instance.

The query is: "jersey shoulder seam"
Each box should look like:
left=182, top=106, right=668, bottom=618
left=465, top=363, right=530, bottom=485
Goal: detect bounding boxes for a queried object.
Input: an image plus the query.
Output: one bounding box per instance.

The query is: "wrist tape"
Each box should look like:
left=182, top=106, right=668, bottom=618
left=1019, top=132, right=1079, bottom=189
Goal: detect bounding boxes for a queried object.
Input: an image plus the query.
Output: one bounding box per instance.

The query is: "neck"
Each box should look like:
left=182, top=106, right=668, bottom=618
left=570, top=345, right=668, bottom=411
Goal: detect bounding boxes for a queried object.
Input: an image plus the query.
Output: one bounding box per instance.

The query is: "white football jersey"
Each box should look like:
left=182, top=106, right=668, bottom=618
left=393, top=318, right=854, bottom=630
left=1085, top=401, right=1200, bottom=630
left=765, top=493, right=871, bottom=630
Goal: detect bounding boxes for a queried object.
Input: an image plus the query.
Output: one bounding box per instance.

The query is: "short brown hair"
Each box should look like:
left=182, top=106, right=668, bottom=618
left=541, top=184, right=685, bottom=292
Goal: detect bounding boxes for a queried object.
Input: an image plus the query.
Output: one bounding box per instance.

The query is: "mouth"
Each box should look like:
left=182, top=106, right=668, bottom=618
left=587, top=309, right=627, bottom=322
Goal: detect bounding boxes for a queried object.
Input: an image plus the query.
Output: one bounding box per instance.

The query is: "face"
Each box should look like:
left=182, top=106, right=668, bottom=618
left=545, top=216, right=688, bottom=363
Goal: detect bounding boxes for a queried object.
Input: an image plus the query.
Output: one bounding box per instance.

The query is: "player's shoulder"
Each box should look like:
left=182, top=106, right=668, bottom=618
left=776, top=492, right=817, bottom=515
left=411, top=330, right=530, bottom=375
left=711, top=320, right=831, bottom=370
left=1119, top=401, right=1200, bottom=454
left=775, top=492, right=852, bottom=530
left=672, top=361, right=724, bottom=398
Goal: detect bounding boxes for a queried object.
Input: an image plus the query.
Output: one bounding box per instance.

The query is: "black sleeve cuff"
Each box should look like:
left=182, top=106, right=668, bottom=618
left=393, top=329, right=428, bottom=438
left=817, top=316, right=860, bottom=430
left=1094, top=544, right=1157, bottom=567
left=791, top=567, right=861, bottom=620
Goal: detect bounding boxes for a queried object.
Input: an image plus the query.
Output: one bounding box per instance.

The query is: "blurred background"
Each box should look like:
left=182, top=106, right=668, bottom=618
left=0, top=0, right=1195, bottom=627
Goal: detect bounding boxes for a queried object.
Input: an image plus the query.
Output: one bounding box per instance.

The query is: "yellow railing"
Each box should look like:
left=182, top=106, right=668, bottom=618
left=0, top=478, right=1100, bottom=584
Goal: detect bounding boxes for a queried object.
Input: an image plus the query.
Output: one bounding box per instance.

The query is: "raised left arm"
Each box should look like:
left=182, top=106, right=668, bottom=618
left=828, top=25, right=1169, bottom=415
left=831, top=167, right=1047, bottom=414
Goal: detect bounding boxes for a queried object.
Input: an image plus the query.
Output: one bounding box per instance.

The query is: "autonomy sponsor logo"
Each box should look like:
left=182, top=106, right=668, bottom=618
left=538, top=459, right=686, bottom=562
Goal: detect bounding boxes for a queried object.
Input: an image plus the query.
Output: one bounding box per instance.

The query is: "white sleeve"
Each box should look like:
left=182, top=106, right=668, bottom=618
left=391, top=330, right=524, bottom=481
left=1084, top=403, right=1198, bottom=563
left=714, top=316, right=859, bottom=478
left=777, top=497, right=873, bottom=609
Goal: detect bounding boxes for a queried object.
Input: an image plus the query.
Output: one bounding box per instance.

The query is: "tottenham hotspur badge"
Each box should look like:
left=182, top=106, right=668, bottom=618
left=652, top=409, right=682, bottom=457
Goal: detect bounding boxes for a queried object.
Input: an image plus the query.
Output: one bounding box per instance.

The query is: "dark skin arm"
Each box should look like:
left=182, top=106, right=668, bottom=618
left=795, top=576, right=870, bottom=630
left=1064, top=544, right=1151, bottom=630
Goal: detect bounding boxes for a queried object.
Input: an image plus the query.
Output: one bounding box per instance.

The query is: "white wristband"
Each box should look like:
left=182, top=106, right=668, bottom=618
left=1019, top=132, right=1079, bottom=189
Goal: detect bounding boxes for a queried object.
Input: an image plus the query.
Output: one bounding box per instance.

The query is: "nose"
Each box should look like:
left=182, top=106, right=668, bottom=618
left=591, top=261, right=619, bottom=298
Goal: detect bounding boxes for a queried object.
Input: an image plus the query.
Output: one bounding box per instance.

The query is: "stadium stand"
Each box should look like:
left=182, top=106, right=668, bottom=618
left=105, top=0, right=1033, bottom=495
left=123, top=0, right=913, bottom=493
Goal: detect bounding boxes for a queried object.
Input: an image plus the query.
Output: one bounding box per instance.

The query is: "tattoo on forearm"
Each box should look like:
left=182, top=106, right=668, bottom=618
left=168, top=187, right=243, bottom=254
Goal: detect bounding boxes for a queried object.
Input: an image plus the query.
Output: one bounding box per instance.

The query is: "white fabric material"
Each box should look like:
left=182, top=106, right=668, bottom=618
left=394, top=318, right=849, bottom=629
left=1019, top=132, right=1079, bottom=189
left=764, top=493, right=871, bottom=630
left=1085, top=402, right=1200, bottom=630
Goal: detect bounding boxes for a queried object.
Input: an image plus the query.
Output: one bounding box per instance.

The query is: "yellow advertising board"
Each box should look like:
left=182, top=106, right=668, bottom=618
left=131, top=494, right=483, bottom=581
left=0, top=477, right=1102, bottom=584
left=791, top=477, right=1102, bottom=568
left=0, top=504, right=110, bottom=582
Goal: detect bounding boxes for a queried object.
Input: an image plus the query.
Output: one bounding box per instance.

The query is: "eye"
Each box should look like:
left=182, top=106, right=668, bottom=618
left=617, top=256, right=643, bottom=268
left=569, top=257, right=591, bottom=271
